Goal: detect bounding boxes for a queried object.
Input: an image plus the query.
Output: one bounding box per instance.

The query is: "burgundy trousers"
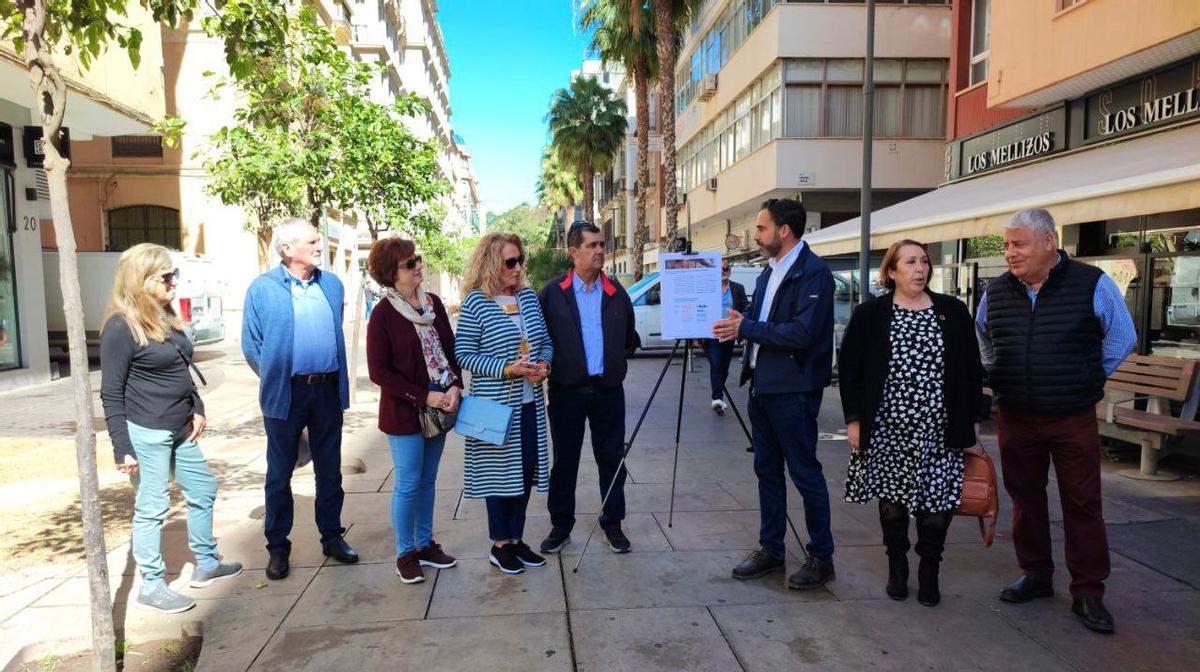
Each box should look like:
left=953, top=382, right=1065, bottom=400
left=996, top=406, right=1110, bottom=598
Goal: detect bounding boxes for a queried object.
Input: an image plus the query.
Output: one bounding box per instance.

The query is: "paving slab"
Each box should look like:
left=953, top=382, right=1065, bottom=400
left=249, top=612, right=573, bottom=671
left=1106, top=519, right=1200, bottom=588
left=710, top=599, right=1071, bottom=672
left=570, top=606, right=742, bottom=672
left=993, top=589, right=1200, bottom=671
left=282, top=562, right=432, bottom=627
left=563, top=549, right=829, bottom=611
left=193, top=594, right=299, bottom=672
left=426, top=557, right=564, bottom=618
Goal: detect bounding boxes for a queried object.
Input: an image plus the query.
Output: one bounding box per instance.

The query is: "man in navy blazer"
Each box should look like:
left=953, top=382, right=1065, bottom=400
left=712, top=199, right=836, bottom=590
left=242, top=218, right=359, bottom=580
left=538, top=222, right=637, bottom=555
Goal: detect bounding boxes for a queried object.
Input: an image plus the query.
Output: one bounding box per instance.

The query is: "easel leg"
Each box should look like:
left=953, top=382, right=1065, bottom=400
left=573, top=340, right=682, bottom=573
left=668, top=339, right=690, bottom=528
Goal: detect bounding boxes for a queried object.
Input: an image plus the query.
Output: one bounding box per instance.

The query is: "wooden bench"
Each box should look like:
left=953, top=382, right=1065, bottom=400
left=1096, top=354, right=1200, bottom=480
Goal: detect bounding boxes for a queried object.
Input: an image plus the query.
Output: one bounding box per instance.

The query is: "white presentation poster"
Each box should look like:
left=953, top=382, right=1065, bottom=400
left=660, top=252, right=724, bottom=340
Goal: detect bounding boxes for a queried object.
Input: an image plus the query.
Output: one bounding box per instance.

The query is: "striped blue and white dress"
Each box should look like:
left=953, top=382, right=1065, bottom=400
left=454, top=288, right=553, bottom=498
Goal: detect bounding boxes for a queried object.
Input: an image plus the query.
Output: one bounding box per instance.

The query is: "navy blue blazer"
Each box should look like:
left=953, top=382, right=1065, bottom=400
left=737, top=244, right=834, bottom=394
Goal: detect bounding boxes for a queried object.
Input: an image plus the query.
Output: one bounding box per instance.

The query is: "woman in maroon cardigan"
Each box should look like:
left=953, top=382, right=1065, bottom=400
left=366, top=237, right=463, bottom=584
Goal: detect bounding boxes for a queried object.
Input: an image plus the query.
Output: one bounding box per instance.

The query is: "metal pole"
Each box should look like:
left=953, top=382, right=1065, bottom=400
left=858, top=0, right=876, bottom=305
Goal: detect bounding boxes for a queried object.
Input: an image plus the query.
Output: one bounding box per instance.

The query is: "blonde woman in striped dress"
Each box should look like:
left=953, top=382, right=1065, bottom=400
left=455, top=233, right=554, bottom=575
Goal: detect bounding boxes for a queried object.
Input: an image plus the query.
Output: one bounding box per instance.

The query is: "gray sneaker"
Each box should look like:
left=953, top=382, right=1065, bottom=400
left=189, top=561, right=244, bottom=588
left=136, top=583, right=196, bottom=614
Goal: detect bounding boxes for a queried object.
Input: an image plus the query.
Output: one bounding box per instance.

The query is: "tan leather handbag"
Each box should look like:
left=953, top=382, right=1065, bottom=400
left=955, top=446, right=999, bottom=546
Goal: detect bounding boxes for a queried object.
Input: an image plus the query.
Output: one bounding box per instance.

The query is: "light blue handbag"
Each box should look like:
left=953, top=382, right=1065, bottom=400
left=455, top=395, right=513, bottom=446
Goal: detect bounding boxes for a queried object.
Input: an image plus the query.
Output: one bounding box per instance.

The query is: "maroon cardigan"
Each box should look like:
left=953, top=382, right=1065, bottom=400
left=366, top=293, right=463, bottom=436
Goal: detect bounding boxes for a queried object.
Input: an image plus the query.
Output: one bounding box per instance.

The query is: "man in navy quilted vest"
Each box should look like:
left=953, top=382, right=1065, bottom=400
left=976, top=208, right=1135, bottom=634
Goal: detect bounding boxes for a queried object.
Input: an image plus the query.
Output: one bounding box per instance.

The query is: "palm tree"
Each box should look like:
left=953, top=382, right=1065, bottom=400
left=547, top=75, right=628, bottom=225
left=654, top=0, right=704, bottom=249
left=536, top=149, right=583, bottom=247
left=581, top=0, right=658, bottom=279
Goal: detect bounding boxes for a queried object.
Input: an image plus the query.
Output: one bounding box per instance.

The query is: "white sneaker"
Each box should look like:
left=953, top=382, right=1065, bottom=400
left=711, top=399, right=728, bottom=415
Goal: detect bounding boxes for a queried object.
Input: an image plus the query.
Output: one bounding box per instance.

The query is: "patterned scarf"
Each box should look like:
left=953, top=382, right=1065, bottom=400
left=385, top=288, right=457, bottom=386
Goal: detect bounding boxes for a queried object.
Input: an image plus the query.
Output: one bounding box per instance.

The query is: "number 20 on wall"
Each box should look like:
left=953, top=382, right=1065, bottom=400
left=22, top=216, right=36, bottom=232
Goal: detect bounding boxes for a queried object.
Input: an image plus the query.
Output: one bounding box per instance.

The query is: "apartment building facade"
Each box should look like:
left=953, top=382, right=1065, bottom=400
left=806, top=0, right=1200, bottom=364
left=674, top=0, right=953, bottom=265
left=54, top=0, right=478, bottom=338
left=1, top=7, right=170, bottom=390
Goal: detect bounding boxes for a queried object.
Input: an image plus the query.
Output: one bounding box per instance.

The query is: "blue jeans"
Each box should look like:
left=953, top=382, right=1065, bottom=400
left=388, top=432, right=446, bottom=556
left=128, top=421, right=219, bottom=585
left=262, top=379, right=345, bottom=553
left=704, top=340, right=734, bottom=401
left=748, top=390, right=835, bottom=561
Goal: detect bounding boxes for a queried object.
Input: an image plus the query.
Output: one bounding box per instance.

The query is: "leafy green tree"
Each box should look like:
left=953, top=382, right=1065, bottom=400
left=0, top=1, right=286, bottom=669
left=547, top=75, right=628, bottom=224
left=581, top=0, right=661, bottom=279
left=488, top=203, right=554, bottom=250
left=203, top=8, right=447, bottom=257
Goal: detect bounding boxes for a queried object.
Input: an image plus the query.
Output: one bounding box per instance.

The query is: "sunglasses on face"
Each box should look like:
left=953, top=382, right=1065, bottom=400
left=400, top=255, right=423, bottom=270
left=503, top=255, right=526, bottom=270
left=159, top=269, right=180, bottom=285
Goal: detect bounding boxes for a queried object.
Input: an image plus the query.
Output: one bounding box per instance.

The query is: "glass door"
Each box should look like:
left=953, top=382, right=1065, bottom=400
left=0, top=169, right=19, bottom=370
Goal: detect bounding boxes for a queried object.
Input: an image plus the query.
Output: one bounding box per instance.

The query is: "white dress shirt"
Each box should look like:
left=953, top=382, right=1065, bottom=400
left=749, top=240, right=806, bottom=368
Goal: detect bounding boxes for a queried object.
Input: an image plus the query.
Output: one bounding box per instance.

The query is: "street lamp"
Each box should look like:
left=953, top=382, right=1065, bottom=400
left=859, top=0, right=876, bottom=304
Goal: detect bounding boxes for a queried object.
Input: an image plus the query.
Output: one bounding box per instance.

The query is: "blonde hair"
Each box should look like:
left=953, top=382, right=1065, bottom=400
left=462, top=233, right=527, bottom=297
left=101, top=243, right=182, bottom=346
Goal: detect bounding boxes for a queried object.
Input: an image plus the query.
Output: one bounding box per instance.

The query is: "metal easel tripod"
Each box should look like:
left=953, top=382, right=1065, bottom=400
left=572, top=336, right=810, bottom=572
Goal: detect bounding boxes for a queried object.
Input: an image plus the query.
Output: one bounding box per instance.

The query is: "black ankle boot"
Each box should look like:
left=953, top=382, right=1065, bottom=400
left=917, top=559, right=940, bottom=606
left=886, top=554, right=908, bottom=600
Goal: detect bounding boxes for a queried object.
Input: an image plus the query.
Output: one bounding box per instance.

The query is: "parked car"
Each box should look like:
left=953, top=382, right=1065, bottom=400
left=43, top=250, right=226, bottom=361
left=628, top=264, right=867, bottom=371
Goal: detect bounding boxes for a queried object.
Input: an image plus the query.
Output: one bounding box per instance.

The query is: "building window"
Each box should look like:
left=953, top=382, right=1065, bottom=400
left=111, top=136, right=163, bottom=158
left=678, top=57, right=947, bottom=191
left=107, top=206, right=181, bottom=252
left=970, top=0, right=990, bottom=85
left=1056, top=0, right=1083, bottom=10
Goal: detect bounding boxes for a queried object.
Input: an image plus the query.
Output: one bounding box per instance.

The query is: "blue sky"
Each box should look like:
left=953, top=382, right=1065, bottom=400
left=439, top=1, right=593, bottom=218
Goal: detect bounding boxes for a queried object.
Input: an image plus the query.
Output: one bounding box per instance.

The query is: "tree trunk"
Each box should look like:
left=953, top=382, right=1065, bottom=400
left=581, top=164, right=595, bottom=225
left=655, top=1, right=680, bottom=247
left=256, top=210, right=273, bottom=271
left=22, top=3, right=117, bottom=670
left=633, top=57, right=650, bottom=281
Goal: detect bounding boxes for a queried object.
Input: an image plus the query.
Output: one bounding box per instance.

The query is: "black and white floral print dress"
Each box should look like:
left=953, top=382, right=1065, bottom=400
left=844, top=306, right=963, bottom=513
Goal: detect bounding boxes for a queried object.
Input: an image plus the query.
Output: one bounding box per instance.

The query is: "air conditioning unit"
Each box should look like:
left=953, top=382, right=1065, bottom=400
left=706, top=178, right=718, bottom=192
left=676, top=191, right=687, bottom=205
left=698, top=74, right=718, bottom=101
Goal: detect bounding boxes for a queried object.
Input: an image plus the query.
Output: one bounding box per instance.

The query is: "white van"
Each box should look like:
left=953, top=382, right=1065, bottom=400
left=628, top=264, right=860, bottom=369
left=43, top=250, right=226, bottom=359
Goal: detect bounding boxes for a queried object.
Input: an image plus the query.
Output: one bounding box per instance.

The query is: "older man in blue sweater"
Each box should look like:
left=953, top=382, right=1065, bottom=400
left=242, top=218, right=358, bottom=580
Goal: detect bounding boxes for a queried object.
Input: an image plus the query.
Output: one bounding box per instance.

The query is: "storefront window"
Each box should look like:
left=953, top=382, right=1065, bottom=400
left=0, top=171, right=19, bottom=371
left=1149, top=257, right=1200, bottom=360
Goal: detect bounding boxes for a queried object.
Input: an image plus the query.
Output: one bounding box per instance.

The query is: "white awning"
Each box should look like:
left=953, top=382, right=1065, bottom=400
left=805, top=122, right=1200, bottom=256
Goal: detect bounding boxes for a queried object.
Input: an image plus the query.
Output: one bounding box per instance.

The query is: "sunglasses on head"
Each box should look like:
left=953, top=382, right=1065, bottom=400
left=159, top=268, right=180, bottom=285
left=503, top=255, right=526, bottom=269
left=400, top=255, right=423, bottom=270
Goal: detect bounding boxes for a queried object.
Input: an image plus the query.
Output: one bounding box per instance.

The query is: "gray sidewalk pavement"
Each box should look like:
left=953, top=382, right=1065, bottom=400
left=2, top=343, right=1200, bottom=670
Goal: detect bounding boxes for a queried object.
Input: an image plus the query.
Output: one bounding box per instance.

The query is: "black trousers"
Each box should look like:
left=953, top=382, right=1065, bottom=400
left=547, top=384, right=627, bottom=533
